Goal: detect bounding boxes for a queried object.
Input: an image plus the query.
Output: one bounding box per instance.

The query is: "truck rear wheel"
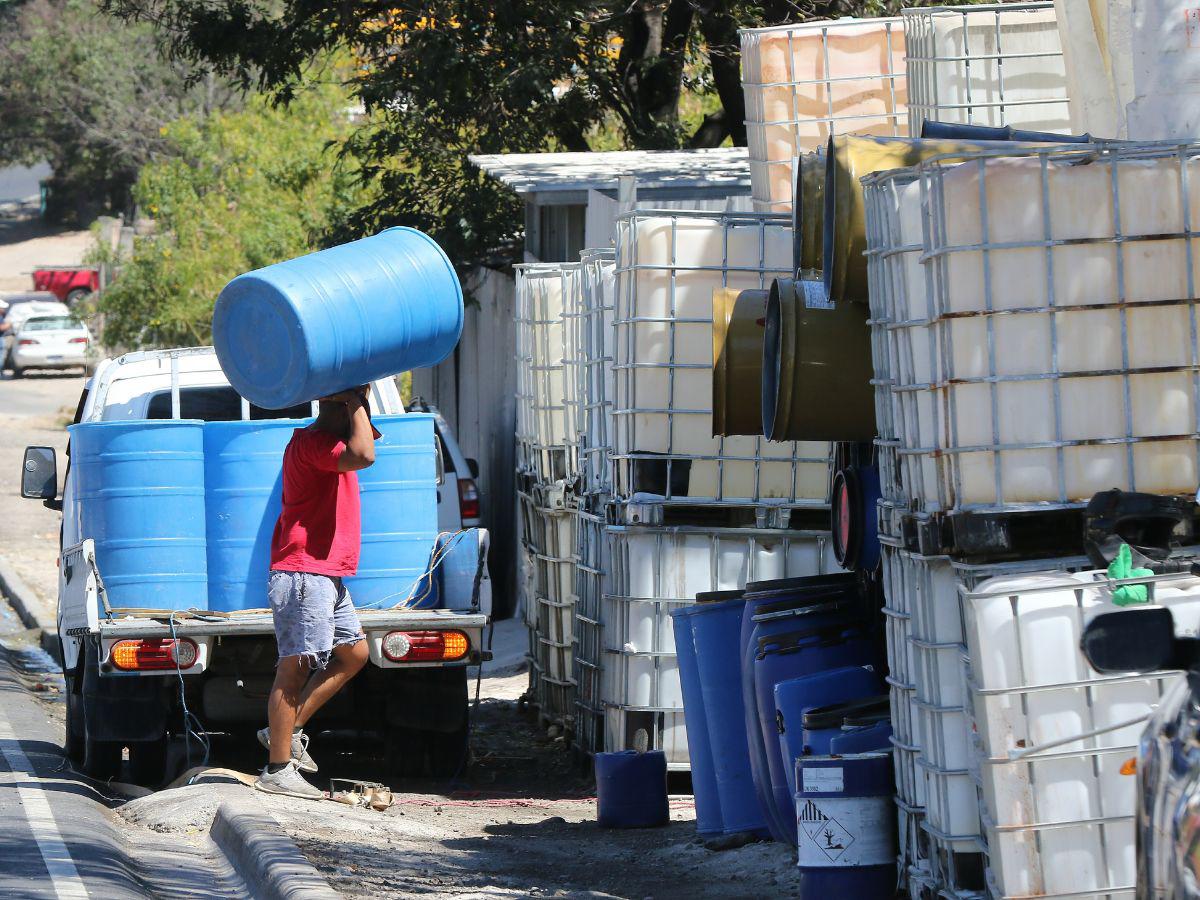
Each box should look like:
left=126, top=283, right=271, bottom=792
left=64, top=674, right=85, bottom=763
left=82, top=729, right=122, bottom=781
left=128, top=736, right=169, bottom=788
left=385, top=720, right=469, bottom=779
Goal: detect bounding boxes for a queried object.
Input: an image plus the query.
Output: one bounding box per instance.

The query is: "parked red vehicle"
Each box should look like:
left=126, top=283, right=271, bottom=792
left=32, top=266, right=99, bottom=305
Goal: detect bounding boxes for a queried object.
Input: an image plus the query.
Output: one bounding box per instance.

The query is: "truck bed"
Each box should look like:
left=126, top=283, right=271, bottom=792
left=89, top=607, right=488, bottom=639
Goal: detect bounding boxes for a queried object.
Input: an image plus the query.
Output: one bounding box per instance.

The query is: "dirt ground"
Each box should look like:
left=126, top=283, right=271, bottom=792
left=0, top=209, right=92, bottom=294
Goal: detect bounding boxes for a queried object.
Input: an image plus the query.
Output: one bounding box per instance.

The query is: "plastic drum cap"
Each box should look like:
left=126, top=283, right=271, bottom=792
left=212, top=227, right=464, bottom=410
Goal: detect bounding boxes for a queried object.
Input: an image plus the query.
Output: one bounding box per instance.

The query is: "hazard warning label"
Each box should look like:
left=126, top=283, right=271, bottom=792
left=796, top=797, right=893, bottom=868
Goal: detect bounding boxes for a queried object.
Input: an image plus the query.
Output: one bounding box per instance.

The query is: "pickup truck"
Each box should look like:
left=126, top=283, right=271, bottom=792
left=20, top=346, right=491, bottom=787
left=31, top=265, right=100, bottom=305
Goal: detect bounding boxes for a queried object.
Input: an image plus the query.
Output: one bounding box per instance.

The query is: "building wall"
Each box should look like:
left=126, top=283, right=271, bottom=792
left=411, top=264, right=518, bottom=618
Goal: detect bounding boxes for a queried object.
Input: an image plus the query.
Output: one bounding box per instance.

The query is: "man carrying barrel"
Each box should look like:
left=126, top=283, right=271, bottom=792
left=254, top=385, right=379, bottom=799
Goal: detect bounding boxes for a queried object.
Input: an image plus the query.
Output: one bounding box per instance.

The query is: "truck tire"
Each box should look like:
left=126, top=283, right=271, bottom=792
left=385, top=720, right=469, bottom=780
left=64, top=673, right=85, bottom=764
left=128, top=736, right=168, bottom=788
left=79, top=641, right=123, bottom=782
left=380, top=667, right=470, bottom=779
left=66, top=289, right=92, bottom=306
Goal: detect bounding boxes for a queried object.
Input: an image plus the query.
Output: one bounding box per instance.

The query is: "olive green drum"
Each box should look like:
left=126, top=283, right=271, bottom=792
left=762, top=278, right=875, bottom=442
left=792, top=149, right=826, bottom=277
left=712, top=287, right=769, bottom=437
left=822, top=135, right=1063, bottom=304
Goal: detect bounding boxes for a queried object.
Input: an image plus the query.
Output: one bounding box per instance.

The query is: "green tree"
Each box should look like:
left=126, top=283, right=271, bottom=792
left=100, top=1, right=849, bottom=265
left=95, top=78, right=367, bottom=349
left=0, top=0, right=236, bottom=222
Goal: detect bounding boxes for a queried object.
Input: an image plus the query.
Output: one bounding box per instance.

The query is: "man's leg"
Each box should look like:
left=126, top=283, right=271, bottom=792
left=295, top=638, right=368, bottom=729
left=267, top=655, right=312, bottom=765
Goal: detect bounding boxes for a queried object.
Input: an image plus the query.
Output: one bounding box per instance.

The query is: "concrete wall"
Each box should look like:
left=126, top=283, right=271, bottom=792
left=411, top=265, right=518, bottom=618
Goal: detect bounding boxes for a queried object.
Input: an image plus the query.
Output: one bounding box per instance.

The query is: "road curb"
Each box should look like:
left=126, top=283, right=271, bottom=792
left=0, top=554, right=59, bottom=663
left=211, top=796, right=341, bottom=900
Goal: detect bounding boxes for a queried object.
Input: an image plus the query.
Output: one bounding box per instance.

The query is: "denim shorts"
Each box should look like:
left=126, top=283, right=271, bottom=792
left=267, top=570, right=364, bottom=670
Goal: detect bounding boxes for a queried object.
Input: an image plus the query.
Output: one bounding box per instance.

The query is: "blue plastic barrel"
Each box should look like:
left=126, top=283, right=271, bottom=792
left=830, top=721, right=893, bottom=755
left=203, top=420, right=307, bottom=612
left=595, top=750, right=670, bottom=828
left=795, top=752, right=896, bottom=897
left=689, top=593, right=769, bottom=837
left=920, top=121, right=1093, bottom=143
left=800, top=694, right=890, bottom=762
left=212, top=228, right=464, bottom=410
left=739, top=574, right=857, bottom=843
left=70, top=420, right=208, bottom=611
left=775, top=667, right=882, bottom=793
left=345, top=414, right=440, bottom=609
left=670, top=604, right=724, bottom=836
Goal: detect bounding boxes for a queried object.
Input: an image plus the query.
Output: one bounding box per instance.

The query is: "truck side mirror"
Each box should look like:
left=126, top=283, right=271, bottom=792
left=1082, top=607, right=1200, bottom=674
left=466, top=458, right=480, bottom=479
left=21, top=446, right=57, bottom=501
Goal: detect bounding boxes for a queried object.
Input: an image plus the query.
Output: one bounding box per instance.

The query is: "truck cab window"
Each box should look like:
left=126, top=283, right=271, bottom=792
left=147, top=387, right=311, bottom=422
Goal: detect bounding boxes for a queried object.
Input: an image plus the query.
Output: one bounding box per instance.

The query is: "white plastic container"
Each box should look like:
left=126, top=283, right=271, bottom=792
left=612, top=210, right=832, bottom=506
left=903, top=3, right=1070, bottom=135
left=605, top=706, right=690, bottom=769
left=515, top=264, right=581, bottom=484
left=741, top=17, right=908, bottom=211
left=575, top=249, right=617, bottom=498
left=866, top=146, right=1200, bottom=514
left=1055, top=0, right=1200, bottom=141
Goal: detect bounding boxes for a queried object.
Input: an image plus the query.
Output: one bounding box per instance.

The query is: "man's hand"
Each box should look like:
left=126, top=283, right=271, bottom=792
left=335, top=385, right=375, bottom=472
left=321, top=387, right=368, bottom=406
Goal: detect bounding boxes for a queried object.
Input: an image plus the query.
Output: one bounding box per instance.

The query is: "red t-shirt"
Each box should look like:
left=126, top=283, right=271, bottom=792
left=270, top=427, right=361, bottom=577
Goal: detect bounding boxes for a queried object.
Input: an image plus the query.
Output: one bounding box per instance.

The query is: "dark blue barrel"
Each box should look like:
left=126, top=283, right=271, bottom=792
left=203, top=419, right=306, bottom=612
left=690, top=591, right=769, bottom=837
left=830, top=721, right=893, bottom=755
left=775, top=667, right=882, bottom=794
left=70, top=420, right=208, bottom=611
left=831, top=464, right=882, bottom=573
left=213, top=228, right=464, bottom=410
left=739, top=574, right=860, bottom=843
left=920, top=121, right=1093, bottom=143
left=670, top=603, right=724, bottom=836
left=596, top=750, right=670, bottom=828
left=795, top=752, right=896, bottom=897
left=801, top=694, right=890, bottom=762
left=346, top=414, right=440, bottom=609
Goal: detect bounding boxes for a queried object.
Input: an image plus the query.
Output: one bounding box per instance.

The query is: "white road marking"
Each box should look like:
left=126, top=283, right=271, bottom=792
left=0, top=705, right=88, bottom=899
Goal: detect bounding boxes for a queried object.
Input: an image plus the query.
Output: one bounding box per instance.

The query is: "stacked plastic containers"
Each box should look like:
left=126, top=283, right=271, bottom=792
left=740, top=17, right=909, bottom=212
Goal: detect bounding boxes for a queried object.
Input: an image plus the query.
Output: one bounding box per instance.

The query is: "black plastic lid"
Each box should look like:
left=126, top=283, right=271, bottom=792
left=803, top=694, right=891, bottom=730
left=744, top=573, right=856, bottom=596
left=696, top=589, right=745, bottom=603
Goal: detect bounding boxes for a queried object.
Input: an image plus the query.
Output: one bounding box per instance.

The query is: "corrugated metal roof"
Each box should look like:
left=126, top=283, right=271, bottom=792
left=469, top=147, right=750, bottom=194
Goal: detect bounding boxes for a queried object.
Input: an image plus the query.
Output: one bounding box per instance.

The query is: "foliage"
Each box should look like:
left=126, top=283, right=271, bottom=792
left=94, top=77, right=367, bottom=349
left=0, top=0, right=237, bottom=223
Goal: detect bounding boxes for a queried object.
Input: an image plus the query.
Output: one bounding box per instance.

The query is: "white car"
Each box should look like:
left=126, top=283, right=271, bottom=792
left=8, top=314, right=92, bottom=376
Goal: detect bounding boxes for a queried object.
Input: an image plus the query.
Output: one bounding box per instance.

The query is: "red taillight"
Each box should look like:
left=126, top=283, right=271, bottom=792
left=69, top=337, right=88, bottom=344
left=381, top=630, right=469, bottom=662
left=17, top=339, right=37, bottom=346
left=458, top=478, right=480, bottom=521
left=109, top=638, right=198, bottom=671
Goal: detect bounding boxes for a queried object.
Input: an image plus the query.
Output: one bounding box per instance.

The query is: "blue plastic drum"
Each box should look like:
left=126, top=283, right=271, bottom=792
left=70, top=420, right=208, bottom=611
left=830, top=721, right=893, bottom=755
left=345, top=414, right=440, bottom=609
left=739, top=574, right=859, bottom=843
left=213, top=228, right=464, bottom=410
left=690, top=592, right=769, bottom=837
left=596, top=750, right=670, bottom=829
left=670, top=604, right=724, bottom=836
left=795, top=752, right=896, bottom=897
left=203, top=419, right=306, bottom=612
left=774, top=666, right=882, bottom=795
left=801, top=694, right=890, bottom=761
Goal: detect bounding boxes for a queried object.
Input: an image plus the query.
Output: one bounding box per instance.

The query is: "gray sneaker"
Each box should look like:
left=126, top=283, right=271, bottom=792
left=256, top=727, right=318, bottom=774
left=254, top=760, right=324, bottom=800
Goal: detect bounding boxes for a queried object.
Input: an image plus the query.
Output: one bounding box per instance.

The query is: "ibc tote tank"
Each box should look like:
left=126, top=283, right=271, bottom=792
left=212, top=228, right=464, bottom=410
left=70, top=420, right=208, bottom=612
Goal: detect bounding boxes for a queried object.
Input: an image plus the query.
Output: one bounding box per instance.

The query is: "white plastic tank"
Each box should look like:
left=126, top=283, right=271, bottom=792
left=1055, top=0, right=1200, bottom=140
left=612, top=210, right=832, bottom=507
left=577, top=248, right=617, bottom=499
left=514, top=264, right=581, bottom=483
left=903, top=3, right=1071, bottom=135
left=599, top=525, right=837, bottom=767
left=740, top=17, right=908, bottom=212
left=962, top=570, right=1194, bottom=898
left=866, top=146, right=1200, bottom=514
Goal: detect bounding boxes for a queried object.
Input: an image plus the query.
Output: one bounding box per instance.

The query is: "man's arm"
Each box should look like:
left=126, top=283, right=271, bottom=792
left=336, top=390, right=376, bottom=472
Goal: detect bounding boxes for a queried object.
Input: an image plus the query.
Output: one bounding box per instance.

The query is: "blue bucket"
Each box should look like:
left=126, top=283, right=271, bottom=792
left=70, top=420, right=208, bottom=612
left=671, top=603, right=723, bottom=836
left=795, top=752, right=896, bottom=897
left=690, top=592, right=769, bottom=837
left=213, top=228, right=464, bottom=410
left=775, top=666, right=882, bottom=794
left=595, top=750, right=670, bottom=829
